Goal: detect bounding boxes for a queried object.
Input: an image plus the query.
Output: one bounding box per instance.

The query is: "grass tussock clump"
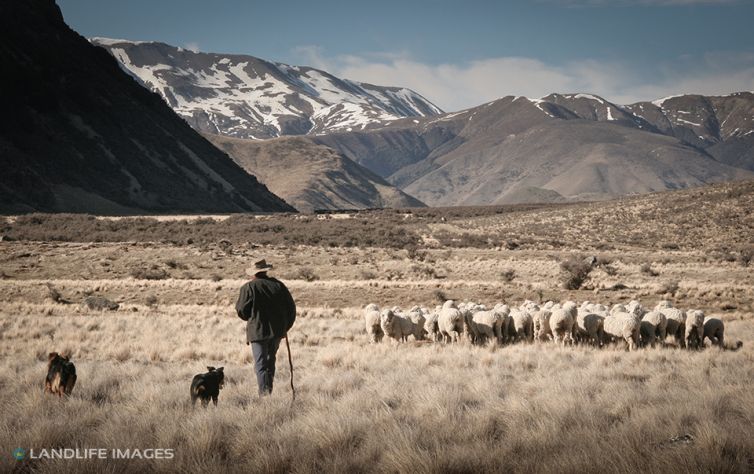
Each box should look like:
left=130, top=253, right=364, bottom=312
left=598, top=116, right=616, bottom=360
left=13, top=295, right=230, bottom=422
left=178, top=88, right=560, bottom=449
left=292, top=267, right=318, bottom=282
left=83, top=295, right=119, bottom=311
left=641, top=262, right=660, bottom=277
left=500, top=269, right=516, bottom=282
left=130, top=265, right=169, bottom=280
left=738, top=247, right=753, bottom=267
left=45, top=282, right=67, bottom=304
left=658, top=280, right=680, bottom=296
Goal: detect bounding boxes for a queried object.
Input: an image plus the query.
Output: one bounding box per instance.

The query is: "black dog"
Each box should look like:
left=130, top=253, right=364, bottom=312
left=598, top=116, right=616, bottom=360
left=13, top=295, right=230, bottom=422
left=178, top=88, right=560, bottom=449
left=190, top=366, right=224, bottom=407
left=44, top=352, right=76, bottom=397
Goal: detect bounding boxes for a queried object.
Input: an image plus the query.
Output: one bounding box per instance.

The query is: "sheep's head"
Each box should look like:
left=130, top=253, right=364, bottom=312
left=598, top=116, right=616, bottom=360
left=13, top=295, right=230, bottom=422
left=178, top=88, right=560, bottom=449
left=381, top=310, right=395, bottom=326
left=626, top=300, right=646, bottom=317
left=684, top=310, right=705, bottom=348
left=364, top=303, right=379, bottom=312
left=655, top=300, right=672, bottom=310
left=686, top=310, right=705, bottom=326
left=442, top=300, right=456, bottom=309
left=521, top=300, right=537, bottom=310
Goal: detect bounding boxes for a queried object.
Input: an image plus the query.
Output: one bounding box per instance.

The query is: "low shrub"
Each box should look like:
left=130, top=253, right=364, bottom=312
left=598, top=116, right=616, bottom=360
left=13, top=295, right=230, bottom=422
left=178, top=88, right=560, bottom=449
left=560, top=257, right=593, bottom=290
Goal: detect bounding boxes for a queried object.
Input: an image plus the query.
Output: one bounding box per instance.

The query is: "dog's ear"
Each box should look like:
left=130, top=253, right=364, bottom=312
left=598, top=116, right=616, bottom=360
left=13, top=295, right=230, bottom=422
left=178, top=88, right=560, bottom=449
left=217, top=367, right=224, bottom=372
left=48, top=352, right=58, bottom=361
left=207, top=366, right=215, bottom=372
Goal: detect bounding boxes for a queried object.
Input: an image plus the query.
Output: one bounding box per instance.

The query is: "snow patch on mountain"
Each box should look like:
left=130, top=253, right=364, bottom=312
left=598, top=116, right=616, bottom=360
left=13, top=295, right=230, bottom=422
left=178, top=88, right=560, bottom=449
left=573, top=93, right=605, bottom=104
left=93, top=38, right=442, bottom=139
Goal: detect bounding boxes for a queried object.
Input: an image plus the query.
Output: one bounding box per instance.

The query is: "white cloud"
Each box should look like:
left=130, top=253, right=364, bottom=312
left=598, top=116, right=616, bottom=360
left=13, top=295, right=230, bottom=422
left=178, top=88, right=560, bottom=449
left=293, top=46, right=754, bottom=111
left=184, top=42, right=200, bottom=53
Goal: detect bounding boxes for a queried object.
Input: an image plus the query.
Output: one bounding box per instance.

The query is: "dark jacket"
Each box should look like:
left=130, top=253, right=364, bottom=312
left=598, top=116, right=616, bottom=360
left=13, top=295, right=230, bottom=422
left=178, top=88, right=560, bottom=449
left=235, top=275, right=296, bottom=343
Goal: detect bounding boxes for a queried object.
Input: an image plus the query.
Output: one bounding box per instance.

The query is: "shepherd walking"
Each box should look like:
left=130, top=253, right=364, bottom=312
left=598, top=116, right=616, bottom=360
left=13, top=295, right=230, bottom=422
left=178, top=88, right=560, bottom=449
left=236, top=259, right=296, bottom=396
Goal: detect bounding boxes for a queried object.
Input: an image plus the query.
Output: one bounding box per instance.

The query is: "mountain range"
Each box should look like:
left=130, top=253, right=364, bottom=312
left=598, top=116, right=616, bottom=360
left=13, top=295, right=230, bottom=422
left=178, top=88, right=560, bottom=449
left=96, top=38, right=754, bottom=208
left=5, top=1, right=753, bottom=214
left=0, top=0, right=293, bottom=214
left=91, top=38, right=442, bottom=140
left=314, top=92, right=754, bottom=205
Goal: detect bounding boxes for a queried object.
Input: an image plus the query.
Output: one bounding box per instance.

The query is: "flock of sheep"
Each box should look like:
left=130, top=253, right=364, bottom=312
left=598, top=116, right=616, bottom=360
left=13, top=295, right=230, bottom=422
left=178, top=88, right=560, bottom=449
left=364, top=299, right=739, bottom=351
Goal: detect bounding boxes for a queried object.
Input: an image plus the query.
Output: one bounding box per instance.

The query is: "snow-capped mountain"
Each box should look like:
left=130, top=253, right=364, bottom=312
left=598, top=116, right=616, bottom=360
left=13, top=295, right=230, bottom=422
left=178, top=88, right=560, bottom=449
left=91, top=38, right=442, bottom=139
left=311, top=92, right=754, bottom=206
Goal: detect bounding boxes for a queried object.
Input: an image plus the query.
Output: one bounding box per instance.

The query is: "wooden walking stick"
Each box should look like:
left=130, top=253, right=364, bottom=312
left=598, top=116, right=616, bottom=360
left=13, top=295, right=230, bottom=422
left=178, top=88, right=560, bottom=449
left=285, top=334, right=295, bottom=402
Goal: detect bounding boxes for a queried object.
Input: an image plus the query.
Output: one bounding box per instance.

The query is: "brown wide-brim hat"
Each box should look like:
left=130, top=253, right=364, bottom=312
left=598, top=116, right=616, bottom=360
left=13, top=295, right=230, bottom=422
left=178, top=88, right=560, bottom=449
left=246, top=258, right=274, bottom=277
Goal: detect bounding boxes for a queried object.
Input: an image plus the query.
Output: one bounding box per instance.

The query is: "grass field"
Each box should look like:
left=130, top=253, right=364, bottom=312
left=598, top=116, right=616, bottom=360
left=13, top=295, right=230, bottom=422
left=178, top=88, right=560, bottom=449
left=1, top=180, right=753, bottom=473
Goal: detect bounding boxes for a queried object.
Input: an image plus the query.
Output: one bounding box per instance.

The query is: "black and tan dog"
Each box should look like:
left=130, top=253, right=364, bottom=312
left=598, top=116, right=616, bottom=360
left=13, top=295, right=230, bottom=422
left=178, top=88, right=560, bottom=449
left=44, top=352, right=76, bottom=397
left=190, top=366, right=224, bottom=407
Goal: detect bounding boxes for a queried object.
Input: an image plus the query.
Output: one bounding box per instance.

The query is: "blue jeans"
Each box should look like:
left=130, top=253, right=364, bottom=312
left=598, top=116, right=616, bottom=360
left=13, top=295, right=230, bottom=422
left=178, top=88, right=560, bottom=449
left=251, top=338, right=281, bottom=396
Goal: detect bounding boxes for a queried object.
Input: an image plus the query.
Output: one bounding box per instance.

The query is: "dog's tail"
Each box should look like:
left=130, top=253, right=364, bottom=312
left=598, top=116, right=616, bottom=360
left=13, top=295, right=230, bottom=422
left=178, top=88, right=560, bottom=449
left=190, top=384, right=205, bottom=405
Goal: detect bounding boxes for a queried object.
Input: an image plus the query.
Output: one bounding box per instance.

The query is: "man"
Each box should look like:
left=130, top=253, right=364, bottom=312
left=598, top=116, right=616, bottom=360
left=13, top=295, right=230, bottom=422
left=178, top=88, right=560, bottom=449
left=235, top=258, right=296, bottom=396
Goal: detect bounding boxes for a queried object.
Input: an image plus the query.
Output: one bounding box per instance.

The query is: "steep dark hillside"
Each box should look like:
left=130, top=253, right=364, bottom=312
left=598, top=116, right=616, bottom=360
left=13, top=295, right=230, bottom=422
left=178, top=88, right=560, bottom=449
left=0, top=0, right=294, bottom=214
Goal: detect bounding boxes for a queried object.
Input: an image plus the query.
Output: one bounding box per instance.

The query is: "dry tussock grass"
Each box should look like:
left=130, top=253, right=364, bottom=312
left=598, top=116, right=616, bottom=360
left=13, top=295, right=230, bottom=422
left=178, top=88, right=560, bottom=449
left=2, top=180, right=754, bottom=471
left=1, top=304, right=752, bottom=472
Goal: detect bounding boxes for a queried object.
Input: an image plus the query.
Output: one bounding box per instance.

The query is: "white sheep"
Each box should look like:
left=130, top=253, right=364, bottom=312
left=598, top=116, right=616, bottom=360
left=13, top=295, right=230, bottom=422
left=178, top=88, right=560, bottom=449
left=639, top=311, right=667, bottom=348
left=380, top=309, right=415, bottom=342
left=685, top=310, right=705, bottom=350
left=603, top=311, right=641, bottom=351
left=406, top=307, right=427, bottom=341
left=438, top=300, right=465, bottom=343
left=656, top=302, right=686, bottom=348
left=532, top=308, right=553, bottom=342
left=493, top=304, right=513, bottom=344
left=465, top=309, right=505, bottom=345
left=424, top=308, right=441, bottom=342
left=626, top=300, right=647, bottom=319
left=509, top=308, right=534, bottom=343
left=576, top=312, right=605, bottom=346
left=364, top=303, right=383, bottom=343
left=549, top=301, right=577, bottom=346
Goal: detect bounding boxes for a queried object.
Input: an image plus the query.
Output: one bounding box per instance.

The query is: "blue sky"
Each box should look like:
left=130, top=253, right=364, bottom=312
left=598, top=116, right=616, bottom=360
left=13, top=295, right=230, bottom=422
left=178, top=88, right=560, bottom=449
left=59, top=0, right=754, bottom=111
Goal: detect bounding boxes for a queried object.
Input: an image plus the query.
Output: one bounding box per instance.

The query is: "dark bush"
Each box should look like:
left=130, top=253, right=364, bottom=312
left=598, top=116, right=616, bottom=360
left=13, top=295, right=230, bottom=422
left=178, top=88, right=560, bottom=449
left=500, top=269, right=516, bottom=282
left=657, top=280, right=680, bottom=296
left=640, top=263, right=659, bottom=277
left=560, top=257, right=593, bottom=290
left=130, top=266, right=169, bottom=280
left=433, top=290, right=448, bottom=303
left=359, top=270, right=377, bottom=280
left=294, top=267, right=318, bottom=282
left=84, top=296, right=119, bottom=311
left=45, top=283, right=65, bottom=303
left=738, top=248, right=753, bottom=268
